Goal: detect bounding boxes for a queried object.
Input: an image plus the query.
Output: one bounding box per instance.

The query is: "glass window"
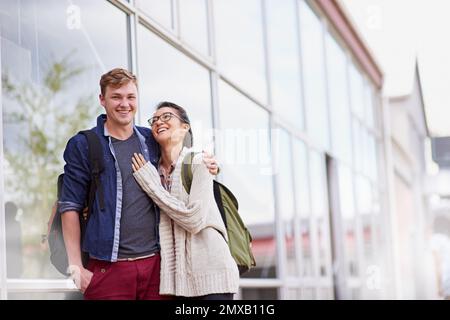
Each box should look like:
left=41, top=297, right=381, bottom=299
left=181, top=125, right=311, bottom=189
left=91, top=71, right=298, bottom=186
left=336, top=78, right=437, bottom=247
left=300, top=218, right=314, bottom=277
left=319, top=287, right=334, bottom=300
left=301, top=287, right=316, bottom=299
left=179, top=0, right=209, bottom=55
left=362, top=128, right=370, bottom=177
left=241, top=288, right=278, bottom=300
left=1, top=0, right=129, bottom=280
left=349, top=62, right=366, bottom=120
left=214, top=0, right=267, bottom=102
left=326, top=33, right=352, bottom=164
left=317, top=216, right=332, bottom=277
left=352, top=119, right=363, bottom=173
left=292, top=139, right=313, bottom=277
left=309, top=151, right=327, bottom=217
left=274, top=129, right=297, bottom=276
left=136, top=0, right=172, bottom=30
left=365, top=84, right=375, bottom=128
left=137, top=26, right=213, bottom=150
left=293, top=139, right=310, bottom=217
left=266, top=0, right=303, bottom=129
left=217, top=80, right=276, bottom=278
left=299, top=1, right=329, bottom=150
left=338, top=164, right=355, bottom=219
left=338, top=164, right=358, bottom=277
left=368, top=134, right=378, bottom=183
left=287, top=288, right=302, bottom=299
left=309, top=151, right=330, bottom=277
left=356, top=175, right=372, bottom=216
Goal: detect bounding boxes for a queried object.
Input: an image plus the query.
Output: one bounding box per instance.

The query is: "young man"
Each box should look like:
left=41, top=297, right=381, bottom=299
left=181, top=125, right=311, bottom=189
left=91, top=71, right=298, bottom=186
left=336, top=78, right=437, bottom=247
left=59, top=68, right=218, bottom=300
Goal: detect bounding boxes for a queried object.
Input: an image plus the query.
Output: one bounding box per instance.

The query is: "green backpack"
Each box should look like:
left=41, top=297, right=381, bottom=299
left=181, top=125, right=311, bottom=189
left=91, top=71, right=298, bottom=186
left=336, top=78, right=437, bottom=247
left=181, top=152, right=256, bottom=275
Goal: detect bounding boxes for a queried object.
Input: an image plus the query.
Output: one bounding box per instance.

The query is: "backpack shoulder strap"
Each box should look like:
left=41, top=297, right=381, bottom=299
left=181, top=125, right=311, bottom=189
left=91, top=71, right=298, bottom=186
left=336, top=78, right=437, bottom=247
left=181, top=152, right=197, bottom=194
left=79, top=129, right=105, bottom=211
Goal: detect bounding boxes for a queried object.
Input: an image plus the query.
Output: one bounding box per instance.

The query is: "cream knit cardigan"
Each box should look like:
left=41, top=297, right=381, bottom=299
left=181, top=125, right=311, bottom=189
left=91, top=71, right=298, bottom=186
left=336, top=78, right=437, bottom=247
left=133, top=147, right=240, bottom=297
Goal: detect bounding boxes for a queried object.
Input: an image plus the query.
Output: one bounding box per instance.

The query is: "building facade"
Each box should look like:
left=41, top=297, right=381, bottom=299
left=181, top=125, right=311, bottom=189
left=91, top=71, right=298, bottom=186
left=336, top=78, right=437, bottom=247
left=0, top=0, right=391, bottom=299
left=387, top=63, right=438, bottom=299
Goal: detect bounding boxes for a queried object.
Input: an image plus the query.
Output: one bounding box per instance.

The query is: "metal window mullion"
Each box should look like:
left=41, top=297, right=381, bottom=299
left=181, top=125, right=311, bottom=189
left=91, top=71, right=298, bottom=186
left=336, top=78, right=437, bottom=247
left=309, top=216, right=321, bottom=299
left=261, top=0, right=285, bottom=299
left=269, top=122, right=287, bottom=300
left=209, top=71, right=221, bottom=180
left=205, top=0, right=216, bottom=60
left=261, top=0, right=273, bottom=109
left=320, top=17, right=332, bottom=152
left=347, top=53, right=366, bottom=298
left=128, top=7, right=141, bottom=123
left=107, top=0, right=136, bottom=15
left=318, top=156, right=334, bottom=299
left=319, top=18, right=335, bottom=295
left=354, top=188, right=366, bottom=299
left=297, top=0, right=309, bottom=135
left=306, top=152, right=321, bottom=299
left=297, top=2, right=318, bottom=297
left=0, top=39, right=7, bottom=300
left=172, top=0, right=180, bottom=36
left=138, top=14, right=215, bottom=70
left=290, top=137, right=305, bottom=282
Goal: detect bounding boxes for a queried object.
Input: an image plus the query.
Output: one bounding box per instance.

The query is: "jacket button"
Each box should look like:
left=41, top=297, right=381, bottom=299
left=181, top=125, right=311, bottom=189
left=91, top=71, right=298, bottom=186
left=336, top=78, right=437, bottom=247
left=100, top=268, right=106, bottom=273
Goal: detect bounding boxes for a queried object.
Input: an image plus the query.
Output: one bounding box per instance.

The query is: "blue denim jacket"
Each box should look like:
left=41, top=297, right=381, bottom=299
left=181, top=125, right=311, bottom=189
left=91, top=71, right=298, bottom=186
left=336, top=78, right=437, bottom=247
left=59, top=114, right=161, bottom=262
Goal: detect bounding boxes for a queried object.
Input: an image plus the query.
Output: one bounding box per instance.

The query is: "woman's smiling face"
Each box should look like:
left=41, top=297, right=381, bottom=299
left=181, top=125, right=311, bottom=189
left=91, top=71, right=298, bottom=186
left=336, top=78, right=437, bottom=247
left=150, top=107, right=189, bottom=146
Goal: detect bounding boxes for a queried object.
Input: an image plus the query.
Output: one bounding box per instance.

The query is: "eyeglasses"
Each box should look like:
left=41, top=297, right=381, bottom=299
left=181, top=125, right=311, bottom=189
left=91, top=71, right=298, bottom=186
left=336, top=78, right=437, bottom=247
left=148, top=112, right=183, bottom=126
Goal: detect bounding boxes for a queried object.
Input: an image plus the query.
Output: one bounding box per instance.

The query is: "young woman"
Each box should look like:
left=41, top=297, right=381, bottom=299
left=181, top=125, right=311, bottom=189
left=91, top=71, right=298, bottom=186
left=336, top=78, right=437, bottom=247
left=131, top=101, right=239, bottom=300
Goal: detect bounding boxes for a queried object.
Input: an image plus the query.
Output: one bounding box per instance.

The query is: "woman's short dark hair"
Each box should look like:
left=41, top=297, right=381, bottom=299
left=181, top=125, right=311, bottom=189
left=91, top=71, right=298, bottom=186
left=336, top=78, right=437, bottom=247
left=155, top=101, right=193, bottom=147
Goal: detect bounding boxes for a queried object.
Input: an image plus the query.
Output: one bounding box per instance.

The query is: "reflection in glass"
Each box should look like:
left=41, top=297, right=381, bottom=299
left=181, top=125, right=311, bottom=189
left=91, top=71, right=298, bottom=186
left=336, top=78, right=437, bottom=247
left=287, top=288, right=302, bottom=299
left=338, top=164, right=355, bottom=219
left=137, top=26, right=213, bottom=150
left=309, top=151, right=327, bottom=216
left=365, top=84, right=375, bottom=128
left=301, top=288, right=316, bottom=299
left=241, top=288, right=278, bottom=300
left=179, top=0, right=209, bottom=55
left=299, top=1, right=329, bottom=150
left=214, top=0, right=267, bottom=102
left=1, top=0, right=128, bottom=279
left=352, top=119, right=363, bottom=173
left=326, top=33, right=352, bottom=164
left=293, top=139, right=310, bottom=217
left=349, top=62, right=366, bottom=120
left=338, top=164, right=358, bottom=277
left=319, top=287, right=334, bottom=300
left=356, top=175, right=372, bottom=215
left=136, top=0, right=172, bottom=29
left=217, top=80, right=276, bottom=278
left=300, top=218, right=314, bottom=277
left=275, top=129, right=297, bottom=276
left=266, top=0, right=303, bottom=129
left=368, top=134, right=378, bottom=183
left=317, top=218, right=330, bottom=277
left=292, top=139, right=313, bottom=276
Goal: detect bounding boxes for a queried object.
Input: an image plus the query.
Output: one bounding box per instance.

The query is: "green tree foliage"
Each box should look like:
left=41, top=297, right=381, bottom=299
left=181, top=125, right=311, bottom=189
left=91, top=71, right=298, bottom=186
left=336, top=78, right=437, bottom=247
left=2, top=56, right=101, bottom=277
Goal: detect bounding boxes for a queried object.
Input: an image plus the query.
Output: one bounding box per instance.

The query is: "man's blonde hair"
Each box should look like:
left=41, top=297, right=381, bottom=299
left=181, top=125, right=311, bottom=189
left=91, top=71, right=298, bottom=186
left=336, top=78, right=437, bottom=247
left=99, top=68, right=138, bottom=96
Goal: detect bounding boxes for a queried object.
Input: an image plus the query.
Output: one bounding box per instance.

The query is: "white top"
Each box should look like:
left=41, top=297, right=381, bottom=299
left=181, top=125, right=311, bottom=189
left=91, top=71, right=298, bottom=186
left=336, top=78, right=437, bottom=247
left=133, top=147, right=239, bottom=297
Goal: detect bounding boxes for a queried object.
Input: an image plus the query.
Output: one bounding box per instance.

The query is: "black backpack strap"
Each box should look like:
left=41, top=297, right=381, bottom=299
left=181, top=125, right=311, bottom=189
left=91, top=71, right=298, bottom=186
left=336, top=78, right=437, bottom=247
left=79, top=130, right=105, bottom=212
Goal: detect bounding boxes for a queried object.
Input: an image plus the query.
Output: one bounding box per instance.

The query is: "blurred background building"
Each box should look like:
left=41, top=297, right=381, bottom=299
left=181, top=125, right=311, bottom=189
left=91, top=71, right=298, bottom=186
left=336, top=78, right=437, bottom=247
left=0, top=0, right=444, bottom=299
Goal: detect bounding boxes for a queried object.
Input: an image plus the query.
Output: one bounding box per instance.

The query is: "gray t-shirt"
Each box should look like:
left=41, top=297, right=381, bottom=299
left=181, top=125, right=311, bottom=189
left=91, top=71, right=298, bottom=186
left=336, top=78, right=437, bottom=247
left=111, top=133, right=159, bottom=259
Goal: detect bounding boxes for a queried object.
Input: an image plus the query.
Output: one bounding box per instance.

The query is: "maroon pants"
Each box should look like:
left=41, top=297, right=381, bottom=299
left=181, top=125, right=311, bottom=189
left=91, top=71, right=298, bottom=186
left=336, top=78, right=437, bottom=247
left=83, top=253, right=173, bottom=300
